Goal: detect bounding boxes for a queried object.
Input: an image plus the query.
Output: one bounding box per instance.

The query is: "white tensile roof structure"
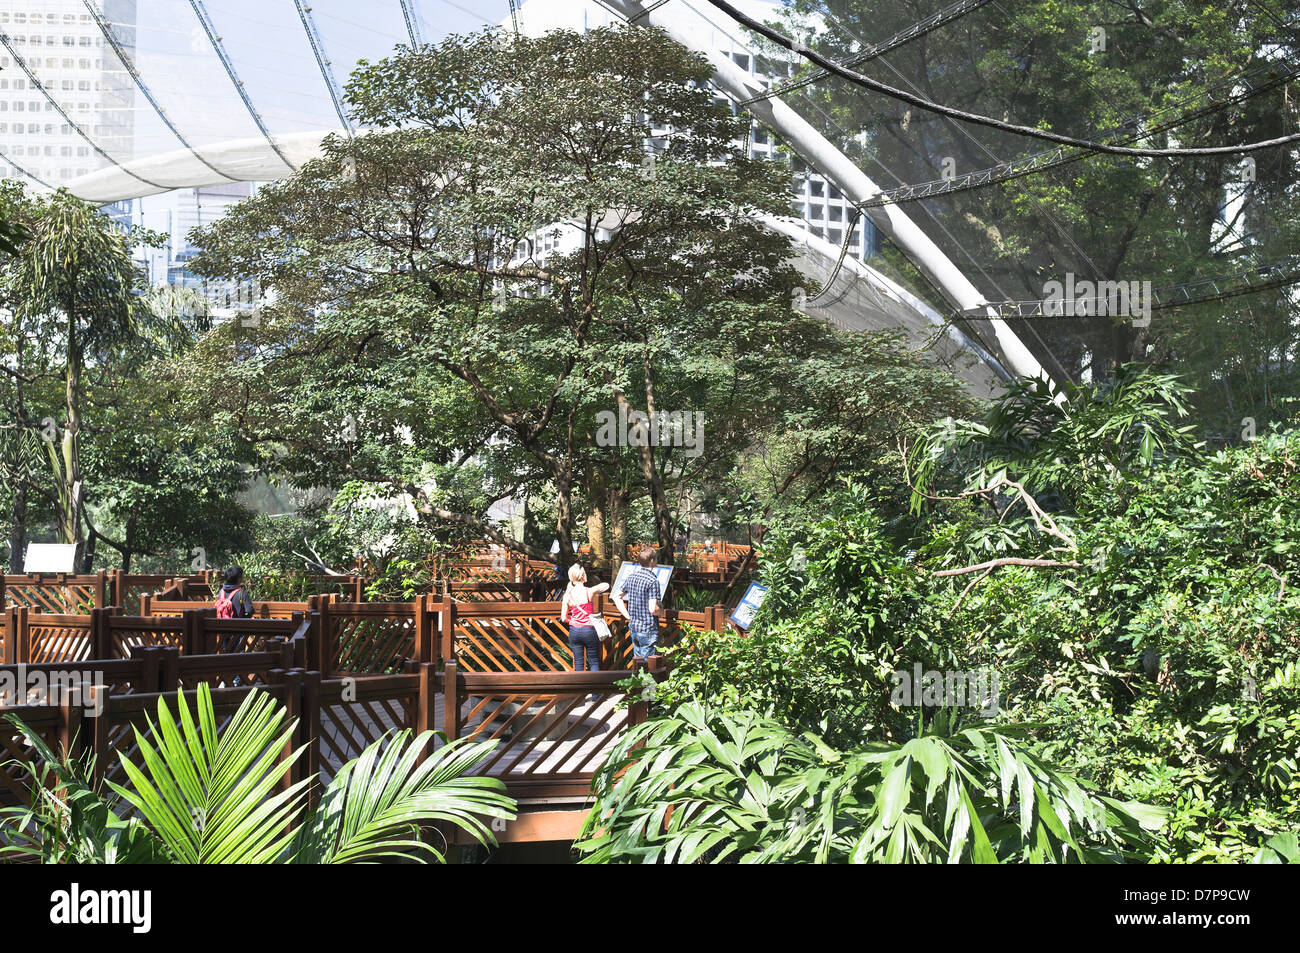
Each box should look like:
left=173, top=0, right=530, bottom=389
left=0, top=0, right=1052, bottom=392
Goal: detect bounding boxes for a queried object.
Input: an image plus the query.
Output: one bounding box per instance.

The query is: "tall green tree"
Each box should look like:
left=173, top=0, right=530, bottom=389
left=0, top=186, right=241, bottom=571
left=183, top=26, right=967, bottom=564
left=3, top=190, right=147, bottom=565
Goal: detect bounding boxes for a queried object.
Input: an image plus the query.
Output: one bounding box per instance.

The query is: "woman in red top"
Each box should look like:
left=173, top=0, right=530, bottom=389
left=560, top=563, right=609, bottom=671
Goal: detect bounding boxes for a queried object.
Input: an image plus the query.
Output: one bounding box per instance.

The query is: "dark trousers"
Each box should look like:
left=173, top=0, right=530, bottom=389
left=568, top=626, right=601, bottom=671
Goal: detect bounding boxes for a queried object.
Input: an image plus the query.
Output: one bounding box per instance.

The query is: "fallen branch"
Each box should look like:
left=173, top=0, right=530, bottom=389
left=931, top=557, right=1083, bottom=577
left=897, top=437, right=1078, bottom=551
left=952, top=566, right=995, bottom=613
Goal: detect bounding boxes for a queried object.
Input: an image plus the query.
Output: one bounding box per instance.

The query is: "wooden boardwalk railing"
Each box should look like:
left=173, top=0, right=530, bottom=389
left=0, top=653, right=669, bottom=846
left=0, top=591, right=721, bottom=846
left=2, top=596, right=734, bottom=677
left=1, top=607, right=310, bottom=665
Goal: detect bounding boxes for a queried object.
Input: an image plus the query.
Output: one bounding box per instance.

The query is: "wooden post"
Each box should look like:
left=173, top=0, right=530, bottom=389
left=630, top=657, right=649, bottom=725
left=414, top=595, right=432, bottom=664
left=317, top=600, right=332, bottom=677
left=300, top=669, right=322, bottom=810
left=140, top=593, right=153, bottom=617
left=134, top=645, right=160, bottom=693
left=109, top=569, right=123, bottom=609
left=181, top=609, right=203, bottom=656
left=439, top=598, right=457, bottom=664
left=13, top=606, right=29, bottom=665
left=353, top=575, right=364, bottom=603
left=271, top=669, right=303, bottom=796
left=95, top=570, right=108, bottom=609
left=58, top=688, right=84, bottom=759
left=443, top=658, right=459, bottom=742
left=2, top=606, right=15, bottom=664
left=416, top=661, right=435, bottom=760
left=299, top=610, right=317, bottom=671
left=89, top=683, right=110, bottom=786
left=0, top=574, right=6, bottom=612
left=89, top=607, right=112, bottom=659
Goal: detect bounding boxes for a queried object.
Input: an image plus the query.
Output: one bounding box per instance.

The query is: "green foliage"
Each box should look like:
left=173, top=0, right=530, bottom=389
left=179, top=25, right=967, bottom=566
left=1, top=685, right=515, bottom=864
left=578, top=703, right=1163, bottom=863
left=0, top=720, right=165, bottom=864
left=652, top=369, right=1300, bottom=861
left=909, top=364, right=1200, bottom=519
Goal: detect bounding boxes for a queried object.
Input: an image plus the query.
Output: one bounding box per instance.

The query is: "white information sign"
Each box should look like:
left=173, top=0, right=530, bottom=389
left=24, top=543, right=78, bottom=573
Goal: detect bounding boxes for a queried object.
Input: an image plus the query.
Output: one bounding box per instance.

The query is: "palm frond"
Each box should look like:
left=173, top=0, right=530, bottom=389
left=289, top=731, right=515, bottom=864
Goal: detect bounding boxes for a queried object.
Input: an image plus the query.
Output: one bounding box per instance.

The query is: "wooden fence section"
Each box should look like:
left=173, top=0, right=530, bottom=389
left=317, top=601, right=418, bottom=677
left=440, top=555, right=555, bottom=583
left=436, top=595, right=730, bottom=673
left=0, top=701, right=71, bottom=808
left=442, top=580, right=554, bottom=602
left=1, top=572, right=363, bottom=616
left=443, top=663, right=638, bottom=799
left=2, top=597, right=732, bottom=678
left=0, top=647, right=295, bottom=809
left=1, top=657, right=669, bottom=843
left=140, top=595, right=312, bottom=619
left=0, top=573, right=108, bottom=614
left=1, top=608, right=310, bottom=665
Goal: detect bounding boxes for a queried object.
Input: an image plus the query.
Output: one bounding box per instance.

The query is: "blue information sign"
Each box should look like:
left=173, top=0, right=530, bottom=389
left=729, top=582, right=768, bottom=629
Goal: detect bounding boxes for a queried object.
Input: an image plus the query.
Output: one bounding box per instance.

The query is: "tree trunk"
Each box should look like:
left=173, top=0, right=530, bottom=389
left=586, top=505, right=606, bottom=565
left=8, top=484, right=26, bottom=573
left=554, top=468, right=574, bottom=566
left=619, top=393, right=674, bottom=561
left=610, top=489, right=629, bottom=570
left=62, top=310, right=85, bottom=563
left=122, top=514, right=135, bottom=572
left=586, top=469, right=608, bottom=567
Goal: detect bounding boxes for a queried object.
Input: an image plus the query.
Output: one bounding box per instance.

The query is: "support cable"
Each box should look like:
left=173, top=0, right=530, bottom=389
left=860, top=59, right=1300, bottom=207
left=805, top=206, right=862, bottom=303
left=399, top=0, right=424, bottom=47
left=187, top=0, right=297, bottom=173
left=629, top=0, right=676, bottom=22
left=740, top=0, right=997, bottom=106
left=708, top=0, right=1300, bottom=158
left=293, top=0, right=353, bottom=136
left=955, top=257, right=1300, bottom=320
left=82, top=0, right=237, bottom=183
left=0, top=152, right=54, bottom=190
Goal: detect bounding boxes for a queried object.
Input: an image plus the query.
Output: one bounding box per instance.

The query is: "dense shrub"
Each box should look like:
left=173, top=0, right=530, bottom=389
left=642, top=374, right=1300, bottom=862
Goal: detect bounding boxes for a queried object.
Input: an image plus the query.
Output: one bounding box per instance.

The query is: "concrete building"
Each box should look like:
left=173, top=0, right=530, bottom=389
left=508, top=0, right=881, bottom=262
left=0, top=0, right=136, bottom=187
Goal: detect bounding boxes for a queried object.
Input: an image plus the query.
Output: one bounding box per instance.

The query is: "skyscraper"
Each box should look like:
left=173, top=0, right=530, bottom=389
left=0, top=0, right=136, bottom=187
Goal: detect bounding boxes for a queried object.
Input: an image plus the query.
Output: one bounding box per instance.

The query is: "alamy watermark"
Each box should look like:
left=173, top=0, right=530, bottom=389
left=890, top=663, right=1000, bottom=718
left=1042, top=274, right=1152, bottom=327
left=595, top=405, right=703, bottom=458
left=0, top=665, right=106, bottom=715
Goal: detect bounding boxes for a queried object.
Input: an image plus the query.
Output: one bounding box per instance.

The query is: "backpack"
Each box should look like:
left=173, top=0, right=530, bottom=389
left=215, top=586, right=242, bottom=620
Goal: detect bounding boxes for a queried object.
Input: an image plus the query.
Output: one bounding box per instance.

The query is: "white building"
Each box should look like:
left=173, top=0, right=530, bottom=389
left=103, top=181, right=257, bottom=306
left=508, top=0, right=880, bottom=261
left=0, top=0, right=136, bottom=187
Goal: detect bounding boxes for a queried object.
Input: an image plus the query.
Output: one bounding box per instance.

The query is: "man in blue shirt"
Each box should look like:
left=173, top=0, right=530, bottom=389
left=613, top=545, right=661, bottom=660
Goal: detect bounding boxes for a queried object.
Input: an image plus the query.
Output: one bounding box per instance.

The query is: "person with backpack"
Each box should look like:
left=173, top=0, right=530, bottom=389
left=215, top=566, right=254, bottom=656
